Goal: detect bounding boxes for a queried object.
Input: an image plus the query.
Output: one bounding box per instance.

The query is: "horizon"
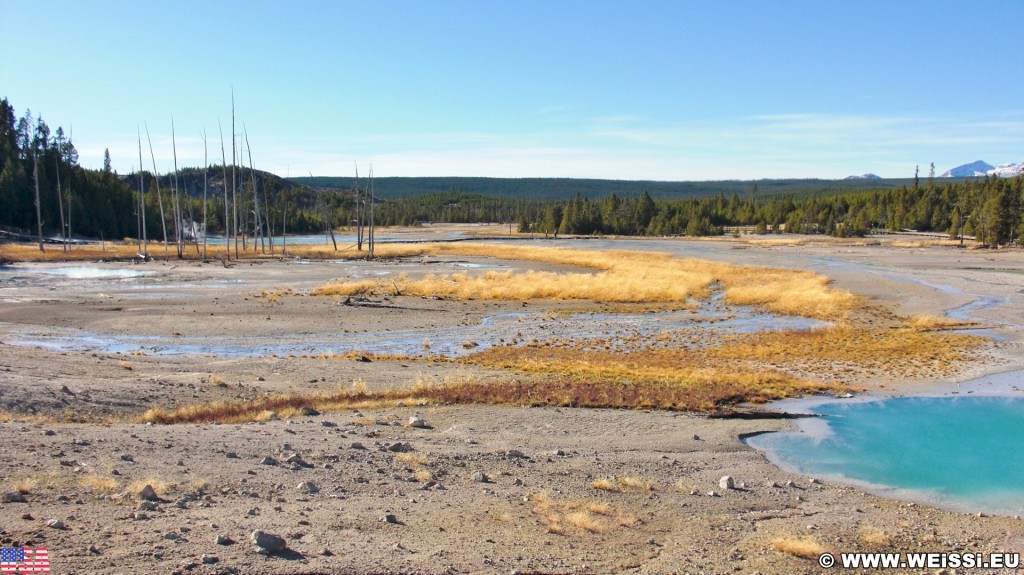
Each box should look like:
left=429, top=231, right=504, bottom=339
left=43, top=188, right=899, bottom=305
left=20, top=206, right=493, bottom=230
left=2, top=1, right=1022, bottom=180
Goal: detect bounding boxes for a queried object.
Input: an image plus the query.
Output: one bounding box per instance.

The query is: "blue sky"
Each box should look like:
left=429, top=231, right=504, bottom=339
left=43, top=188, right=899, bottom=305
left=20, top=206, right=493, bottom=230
left=2, top=0, right=1022, bottom=180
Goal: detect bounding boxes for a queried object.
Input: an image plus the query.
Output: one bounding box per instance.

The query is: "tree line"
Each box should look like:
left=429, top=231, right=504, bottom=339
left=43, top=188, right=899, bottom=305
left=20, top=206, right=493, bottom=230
left=3, top=95, right=1021, bottom=250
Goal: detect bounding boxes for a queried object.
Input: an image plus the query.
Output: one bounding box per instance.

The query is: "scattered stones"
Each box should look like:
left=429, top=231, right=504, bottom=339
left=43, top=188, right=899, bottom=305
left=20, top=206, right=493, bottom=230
left=719, top=476, right=735, bottom=490
left=250, top=530, right=287, bottom=554
left=408, top=415, right=428, bottom=428
left=2, top=491, right=27, bottom=503
left=46, top=519, right=67, bottom=530
left=296, top=481, right=318, bottom=494
left=138, top=484, right=160, bottom=501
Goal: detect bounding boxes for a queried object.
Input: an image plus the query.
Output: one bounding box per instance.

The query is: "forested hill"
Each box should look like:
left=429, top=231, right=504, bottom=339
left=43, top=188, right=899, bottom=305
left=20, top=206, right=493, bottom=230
left=290, top=176, right=912, bottom=201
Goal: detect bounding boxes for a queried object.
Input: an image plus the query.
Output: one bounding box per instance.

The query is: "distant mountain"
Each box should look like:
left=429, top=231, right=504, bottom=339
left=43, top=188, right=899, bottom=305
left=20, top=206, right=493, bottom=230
left=940, top=161, right=994, bottom=178
left=989, top=161, right=1024, bottom=177
left=939, top=160, right=1024, bottom=178
left=844, top=173, right=881, bottom=180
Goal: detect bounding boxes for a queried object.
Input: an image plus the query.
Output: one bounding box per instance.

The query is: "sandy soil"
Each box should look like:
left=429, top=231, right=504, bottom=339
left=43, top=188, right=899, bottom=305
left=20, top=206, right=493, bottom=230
left=1, top=235, right=1024, bottom=574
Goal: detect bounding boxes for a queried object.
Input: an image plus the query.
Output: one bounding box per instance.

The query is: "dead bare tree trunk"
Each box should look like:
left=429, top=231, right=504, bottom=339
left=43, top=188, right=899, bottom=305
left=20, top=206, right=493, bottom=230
left=218, top=121, right=230, bottom=260
left=137, top=128, right=147, bottom=257
left=231, top=90, right=239, bottom=259
left=171, top=118, right=184, bottom=258
left=55, top=155, right=67, bottom=252
left=244, top=127, right=264, bottom=254
left=201, top=130, right=209, bottom=259
left=354, top=162, right=363, bottom=251
left=32, top=151, right=44, bottom=253
left=368, top=164, right=375, bottom=258
left=145, top=124, right=169, bottom=258
left=282, top=202, right=287, bottom=255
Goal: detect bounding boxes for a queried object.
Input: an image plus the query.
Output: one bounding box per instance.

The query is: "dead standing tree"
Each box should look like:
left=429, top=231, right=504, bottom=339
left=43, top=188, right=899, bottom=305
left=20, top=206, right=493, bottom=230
left=145, top=124, right=169, bottom=258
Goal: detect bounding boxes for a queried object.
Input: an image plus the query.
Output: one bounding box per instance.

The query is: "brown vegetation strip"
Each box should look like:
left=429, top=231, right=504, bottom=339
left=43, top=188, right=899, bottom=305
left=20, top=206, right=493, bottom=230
left=138, top=373, right=834, bottom=425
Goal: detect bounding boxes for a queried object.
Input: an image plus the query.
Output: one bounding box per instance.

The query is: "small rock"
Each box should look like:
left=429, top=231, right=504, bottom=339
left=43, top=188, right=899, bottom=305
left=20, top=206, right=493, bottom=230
left=809, top=477, right=821, bottom=484
left=349, top=442, right=366, bottom=450
left=2, top=491, right=27, bottom=503
left=44, top=430, right=56, bottom=436
left=120, top=453, right=135, bottom=462
left=200, top=554, right=218, bottom=564
left=257, top=376, right=266, bottom=382
left=215, top=534, right=234, bottom=545
left=470, top=471, right=489, bottom=483
left=21, top=513, right=33, bottom=520
left=259, top=456, right=279, bottom=466
left=408, top=415, right=428, bottom=428
left=87, top=544, right=101, bottom=555
left=706, top=490, right=718, bottom=497
left=692, top=434, right=701, bottom=440
left=299, top=406, right=319, bottom=416
left=285, top=453, right=308, bottom=466
left=766, top=480, right=780, bottom=488
left=785, top=480, right=796, bottom=488
left=380, top=514, right=399, bottom=524
left=163, top=532, right=179, bottom=541
left=505, top=449, right=527, bottom=459
left=132, top=511, right=149, bottom=520
left=137, top=501, right=158, bottom=511
left=225, top=452, right=239, bottom=459
left=386, top=442, right=412, bottom=453
left=321, top=421, right=337, bottom=428
left=138, top=484, right=160, bottom=501
left=552, top=449, right=566, bottom=456
left=46, top=519, right=67, bottom=529
left=250, top=530, right=287, bottom=553
left=296, top=481, right=318, bottom=494
left=719, top=476, right=735, bottom=490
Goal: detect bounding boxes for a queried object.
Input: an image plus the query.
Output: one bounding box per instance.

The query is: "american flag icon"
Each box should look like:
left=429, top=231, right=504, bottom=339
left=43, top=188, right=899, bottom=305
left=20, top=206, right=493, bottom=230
left=0, top=548, right=49, bottom=573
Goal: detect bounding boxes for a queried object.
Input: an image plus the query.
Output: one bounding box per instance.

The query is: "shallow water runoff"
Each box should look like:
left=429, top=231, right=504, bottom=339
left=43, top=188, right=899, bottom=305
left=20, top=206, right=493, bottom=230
left=747, top=390, right=1024, bottom=516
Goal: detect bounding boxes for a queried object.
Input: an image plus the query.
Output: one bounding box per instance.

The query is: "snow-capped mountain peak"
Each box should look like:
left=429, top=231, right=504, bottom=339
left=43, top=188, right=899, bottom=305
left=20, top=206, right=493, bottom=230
left=940, top=161, right=994, bottom=178
left=989, top=162, right=1024, bottom=177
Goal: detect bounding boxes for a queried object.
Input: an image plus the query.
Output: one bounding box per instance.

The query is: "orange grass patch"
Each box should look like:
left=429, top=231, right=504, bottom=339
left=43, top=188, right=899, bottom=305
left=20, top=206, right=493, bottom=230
left=314, top=244, right=859, bottom=319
